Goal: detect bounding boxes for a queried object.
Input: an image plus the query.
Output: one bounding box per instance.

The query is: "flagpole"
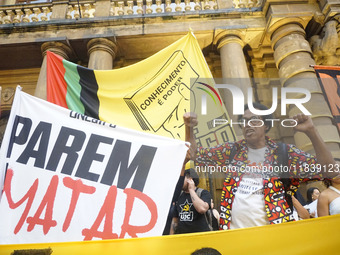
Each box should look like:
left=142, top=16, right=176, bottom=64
left=77, top=0, right=82, bottom=19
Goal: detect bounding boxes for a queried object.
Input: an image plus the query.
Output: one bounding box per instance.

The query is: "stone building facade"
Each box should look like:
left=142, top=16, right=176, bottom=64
left=0, top=0, right=340, bottom=204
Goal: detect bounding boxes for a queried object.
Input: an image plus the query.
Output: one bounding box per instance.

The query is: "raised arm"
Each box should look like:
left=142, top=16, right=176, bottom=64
left=183, top=112, right=198, bottom=162
left=293, top=114, right=336, bottom=178
left=187, top=179, right=209, bottom=214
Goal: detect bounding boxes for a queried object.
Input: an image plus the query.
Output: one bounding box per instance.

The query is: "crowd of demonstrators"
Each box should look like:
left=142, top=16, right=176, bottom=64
left=304, top=187, right=320, bottom=218
left=183, top=102, right=338, bottom=230
left=318, top=176, right=340, bottom=217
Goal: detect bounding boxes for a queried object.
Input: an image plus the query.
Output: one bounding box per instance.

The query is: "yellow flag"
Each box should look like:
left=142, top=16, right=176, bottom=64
left=47, top=32, right=235, bottom=144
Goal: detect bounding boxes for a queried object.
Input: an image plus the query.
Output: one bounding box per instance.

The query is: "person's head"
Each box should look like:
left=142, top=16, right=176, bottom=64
left=191, top=247, right=222, bottom=255
left=238, top=103, right=273, bottom=149
left=183, top=168, right=199, bottom=191
left=306, top=187, right=320, bottom=203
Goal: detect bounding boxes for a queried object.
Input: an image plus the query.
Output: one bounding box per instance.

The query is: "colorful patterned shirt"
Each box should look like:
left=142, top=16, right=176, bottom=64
left=196, top=136, right=322, bottom=230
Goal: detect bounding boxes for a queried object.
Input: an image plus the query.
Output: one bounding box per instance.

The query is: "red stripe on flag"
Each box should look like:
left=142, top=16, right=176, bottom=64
left=313, top=65, right=340, bottom=71
left=46, top=51, right=68, bottom=108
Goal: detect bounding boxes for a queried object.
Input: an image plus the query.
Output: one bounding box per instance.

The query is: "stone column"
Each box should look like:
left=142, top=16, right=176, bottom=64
left=215, top=32, right=253, bottom=138
left=34, top=42, right=72, bottom=100
left=87, top=38, right=117, bottom=70
left=271, top=22, right=340, bottom=157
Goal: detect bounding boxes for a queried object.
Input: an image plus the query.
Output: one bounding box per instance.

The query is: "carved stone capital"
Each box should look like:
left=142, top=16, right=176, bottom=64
left=217, top=35, right=244, bottom=51
left=214, top=29, right=246, bottom=51
left=87, top=38, right=117, bottom=59
left=41, top=42, right=72, bottom=60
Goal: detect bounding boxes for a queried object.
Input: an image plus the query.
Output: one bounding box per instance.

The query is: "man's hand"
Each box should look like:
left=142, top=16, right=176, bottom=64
left=187, top=178, right=196, bottom=192
left=292, top=113, right=315, bottom=135
left=183, top=112, right=198, bottom=127
left=184, top=143, right=196, bottom=163
left=187, top=178, right=210, bottom=214
left=183, top=112, right=198, bottom=162
left=292, top=113, right=336, bottom=177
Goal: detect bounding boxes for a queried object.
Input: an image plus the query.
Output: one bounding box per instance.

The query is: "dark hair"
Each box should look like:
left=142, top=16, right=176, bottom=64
left=238, top=102, right=274, bottom=133
left=185, top=168, right=199, bottom=186
left=306, top=187, right=320, bottom=204
left=191, top=247, right=222, bottom=255
left=323, top=179, right=332, bottom=188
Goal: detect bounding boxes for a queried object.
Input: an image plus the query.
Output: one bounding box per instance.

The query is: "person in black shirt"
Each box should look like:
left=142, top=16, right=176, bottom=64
left=170, top=168, right=212, bottom=234
left=162, top=166, right=185, bottom=235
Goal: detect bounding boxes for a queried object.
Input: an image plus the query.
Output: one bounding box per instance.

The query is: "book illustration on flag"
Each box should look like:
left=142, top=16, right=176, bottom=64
left=123, top=50, right=198, bottom=138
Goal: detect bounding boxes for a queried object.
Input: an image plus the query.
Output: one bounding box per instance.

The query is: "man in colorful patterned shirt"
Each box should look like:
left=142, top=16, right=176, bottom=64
left=183, top=103, right=336, bottom=230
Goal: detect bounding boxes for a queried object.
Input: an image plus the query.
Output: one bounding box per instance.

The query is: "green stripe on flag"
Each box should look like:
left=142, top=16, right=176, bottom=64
left=63, top=59, right=85, bottom=114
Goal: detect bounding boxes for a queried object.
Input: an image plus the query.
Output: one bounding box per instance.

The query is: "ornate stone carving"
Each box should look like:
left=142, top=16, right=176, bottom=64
left=310, top=18, right=340, bottom=65
left=0, top=87, right=14, bottom=122
left=2, top=87, right=15, bottom=104
left=41, top=41, right=72, bottom=59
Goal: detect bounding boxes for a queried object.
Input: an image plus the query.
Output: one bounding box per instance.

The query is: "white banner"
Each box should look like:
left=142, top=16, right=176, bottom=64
left=0, top=88, right=187, bottom=244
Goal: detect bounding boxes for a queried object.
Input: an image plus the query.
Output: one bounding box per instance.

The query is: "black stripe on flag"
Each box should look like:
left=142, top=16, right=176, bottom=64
left=77, top=65, right=100, bottom=120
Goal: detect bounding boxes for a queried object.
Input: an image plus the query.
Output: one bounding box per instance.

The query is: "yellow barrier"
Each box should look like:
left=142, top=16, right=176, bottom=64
left=1, top=214, right=339, bottom=255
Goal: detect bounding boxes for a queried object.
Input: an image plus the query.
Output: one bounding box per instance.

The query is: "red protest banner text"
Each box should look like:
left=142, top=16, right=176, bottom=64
left=3, top=169, right=158, bottom=240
